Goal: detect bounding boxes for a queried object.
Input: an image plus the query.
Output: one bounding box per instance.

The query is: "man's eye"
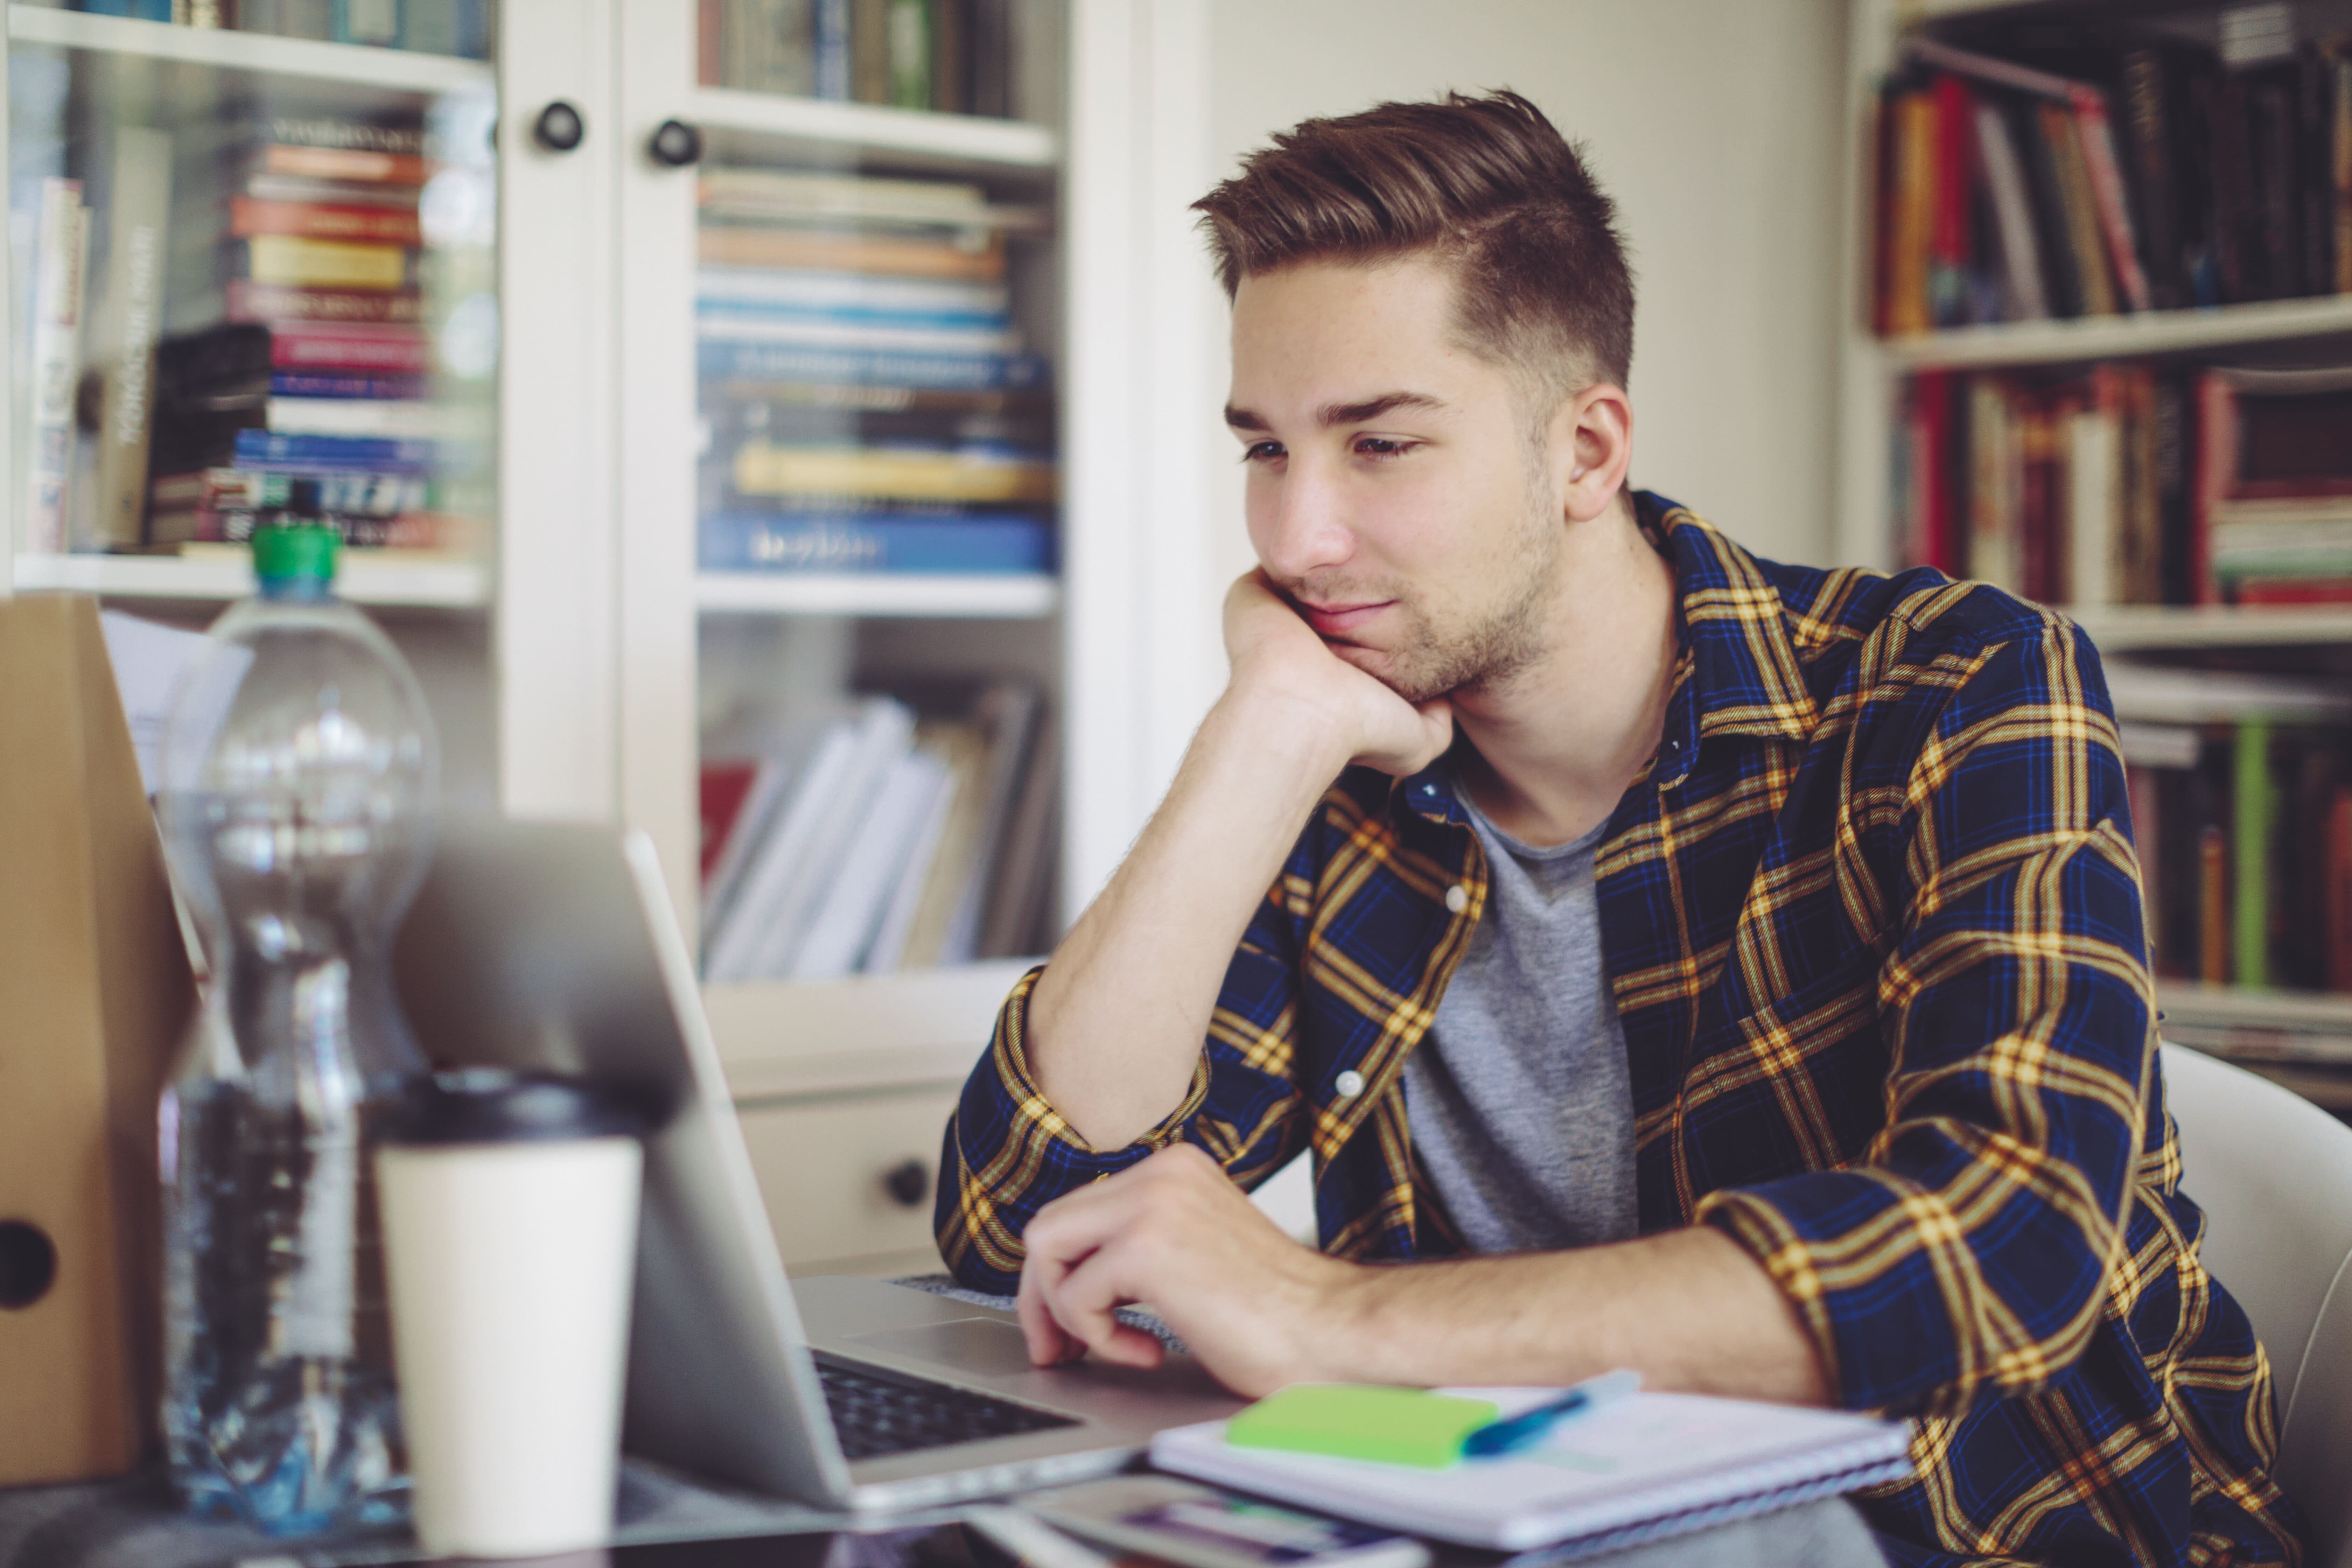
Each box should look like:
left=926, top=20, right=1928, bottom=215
left=1355, top=436, right=1414, bottom=458
left=1241, top=441, right=1284, bottom=463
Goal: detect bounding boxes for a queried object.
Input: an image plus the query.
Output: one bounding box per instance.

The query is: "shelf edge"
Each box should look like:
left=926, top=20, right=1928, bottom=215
left=1879, top=296, right=2352, bottom=371
left=8, top=5, right=494, bottom=93
left=687, top=86, right=1060, bottom=169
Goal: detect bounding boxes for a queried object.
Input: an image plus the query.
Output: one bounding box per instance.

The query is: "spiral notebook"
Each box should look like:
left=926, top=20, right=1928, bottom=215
left=1149, top=1388, right=1912, bottom=1558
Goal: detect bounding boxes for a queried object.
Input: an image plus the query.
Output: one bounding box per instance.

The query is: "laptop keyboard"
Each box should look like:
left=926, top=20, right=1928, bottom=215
left=815, top=1353, right=1080, bottom=1461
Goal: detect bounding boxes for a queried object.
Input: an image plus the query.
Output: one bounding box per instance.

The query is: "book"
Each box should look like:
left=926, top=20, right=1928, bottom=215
left=248, top=142, right=433, bottom=186
left=700, top=751, right=798, bottom=916
left=697, top=264, right=1010, bottom=319
left=789, top=743, right=953, bottom=978
left=273, top=324, right=430, bottom=373
left=244, top=233, right=414, bottom=291
left=704, top=698, right=916, bottom=982
left=232, top=430, right=448, bottom=469
left=697, top=512, right=1053, bottom=573
left=1150, top=1390, right=1912, bottom=1554
left=228, top=195, right=423, bottom=246
left=150, top=465, right=433, bottom=514
left=2067, top=368, right=2122, bottom=605
left=887, top=0, right=931, bottom=109
left=730, top=442, right=1055, bottom=502
left=940, top=680, right=1042, bottom=963
left=228, top=278, right=424, bottom=324
left=2119, top=46, right=2191, bottom=310
left=698, top=167, right=989, bottom=223
left=698, top=340, right=1048, bottom=390
left=242, top=172, right=423, bottom=210
left=815, top=0, right=851, bottom=98
left=698, top=311, right=1024, bottom=356
left=148, top=507, right=457, bottom=548
left=1882, top=84, right=1936, bottom=335
left=269, top=371, right=429, bottom=400
left=865, top=723, right=967, bottom=972
left=977, top=705, right=1056, bottom=958
left=698, top=224, right=1008, bottom=279
left=92, top=126, right=175, bottom=548
left=1972, top=99, right=2049, bottom=321
left=264, top=396, right=475, bottom=440
left=24, top=178, right=90, bottom=554
left=1927, top=75, right=1975, bottom=328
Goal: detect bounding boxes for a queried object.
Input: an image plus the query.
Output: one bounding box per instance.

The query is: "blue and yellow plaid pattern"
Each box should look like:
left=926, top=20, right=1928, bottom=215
left=937, top=495, right=2303, bottom=1567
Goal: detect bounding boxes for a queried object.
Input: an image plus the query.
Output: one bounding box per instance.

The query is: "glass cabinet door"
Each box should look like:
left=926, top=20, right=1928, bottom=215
left=7, top=3, right=497, bottom=595
left=618, top=0, right=1067, bottom=986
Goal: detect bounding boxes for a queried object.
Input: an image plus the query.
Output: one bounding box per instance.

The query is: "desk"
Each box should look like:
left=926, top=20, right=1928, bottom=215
left=0, top=1469, right=1882, bottom=1568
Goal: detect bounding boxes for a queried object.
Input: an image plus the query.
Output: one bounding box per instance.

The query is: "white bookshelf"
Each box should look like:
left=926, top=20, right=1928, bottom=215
left=6, top=4, right=492, bottom=92
left=688, top=85, right=1059, bottom=170
left=12, top=551, right=490, bottom=608
left=1883, top=295, right=2352, bottom=372
left=695, top=572, right=1059, bottom=619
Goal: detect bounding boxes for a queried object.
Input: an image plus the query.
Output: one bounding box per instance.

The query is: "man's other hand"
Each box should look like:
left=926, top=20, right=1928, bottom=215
left=1223, top=570, right=1454, bottom=779
left=1014, top=1142, right=1348, bottom=1397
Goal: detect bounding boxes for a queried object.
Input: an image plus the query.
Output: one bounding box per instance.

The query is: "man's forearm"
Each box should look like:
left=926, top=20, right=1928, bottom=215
left=1325, top=1227, right=1832, bottom=1404
left=1027, top=686, right=1346, bottom=1150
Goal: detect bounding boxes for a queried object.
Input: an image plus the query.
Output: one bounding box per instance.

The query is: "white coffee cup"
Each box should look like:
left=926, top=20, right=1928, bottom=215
left=377, top=1070, right=647, bottom=1559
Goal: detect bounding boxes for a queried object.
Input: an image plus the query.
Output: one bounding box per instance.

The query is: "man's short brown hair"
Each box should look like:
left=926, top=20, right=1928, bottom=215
left=1192, top=90, right=1634, bottom=408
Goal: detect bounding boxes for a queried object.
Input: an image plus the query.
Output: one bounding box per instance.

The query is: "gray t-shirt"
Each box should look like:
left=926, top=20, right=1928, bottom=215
left=1402, top=791, right=1637, bottom=1254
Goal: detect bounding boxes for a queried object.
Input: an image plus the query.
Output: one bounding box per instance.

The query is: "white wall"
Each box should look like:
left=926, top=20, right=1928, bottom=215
left=1193, top=0, right=1850, bottom=586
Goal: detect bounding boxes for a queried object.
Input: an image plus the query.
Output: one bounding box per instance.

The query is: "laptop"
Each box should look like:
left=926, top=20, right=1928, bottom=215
left=390, top=816, right=1244, bottom=1513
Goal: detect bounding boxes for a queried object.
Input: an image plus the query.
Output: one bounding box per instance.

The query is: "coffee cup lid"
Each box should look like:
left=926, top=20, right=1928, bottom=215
left=385, top=1068, right=650, bottom=1146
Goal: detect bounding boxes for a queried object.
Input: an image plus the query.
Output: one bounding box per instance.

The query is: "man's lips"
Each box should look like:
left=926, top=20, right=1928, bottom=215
left=1298, top=600, right=1394, bottom=638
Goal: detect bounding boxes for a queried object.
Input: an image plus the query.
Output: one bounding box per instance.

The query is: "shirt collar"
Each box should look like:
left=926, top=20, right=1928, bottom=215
left=1399, top=491, right=1816, bottom=818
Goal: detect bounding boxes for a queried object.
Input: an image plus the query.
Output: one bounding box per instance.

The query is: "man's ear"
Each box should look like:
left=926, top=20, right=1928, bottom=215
left=1549, top=384, right=1632, bottom=523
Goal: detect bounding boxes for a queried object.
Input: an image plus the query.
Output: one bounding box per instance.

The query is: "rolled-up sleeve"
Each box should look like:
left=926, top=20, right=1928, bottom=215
left=935, top=856, right=1320, bottom=1293
left=1696, top=622, right=2153, bottom=1418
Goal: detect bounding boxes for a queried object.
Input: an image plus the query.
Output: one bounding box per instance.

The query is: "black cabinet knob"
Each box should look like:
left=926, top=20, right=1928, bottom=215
left=882, top=1158, right=930, bottom=1209
left=649, top=119, right=703, bottom=168
left=0, top=1219, right=58, bottom=1310
left=533, top=100, right=586, bottom=153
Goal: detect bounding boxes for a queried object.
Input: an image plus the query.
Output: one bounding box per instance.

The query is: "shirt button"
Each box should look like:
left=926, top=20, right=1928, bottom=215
left=1334, top=1070, right=1366, bottom=1099
left=1444, top=884, right=1469, bottom=914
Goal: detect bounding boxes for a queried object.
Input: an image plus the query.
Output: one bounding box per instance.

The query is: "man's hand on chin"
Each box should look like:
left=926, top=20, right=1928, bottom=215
left=1013, top=1142, right=1353, bottom=1398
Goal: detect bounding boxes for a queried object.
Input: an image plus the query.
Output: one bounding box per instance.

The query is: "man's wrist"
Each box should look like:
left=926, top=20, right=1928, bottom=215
left=1210, top=678, right=1356, bottom=789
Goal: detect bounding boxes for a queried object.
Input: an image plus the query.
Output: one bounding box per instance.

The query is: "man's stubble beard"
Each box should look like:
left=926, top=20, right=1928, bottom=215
left=1371, top=482, right=1565, bottom=706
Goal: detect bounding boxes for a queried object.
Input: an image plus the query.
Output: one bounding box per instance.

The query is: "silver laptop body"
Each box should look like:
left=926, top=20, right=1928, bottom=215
left=391, top=817, right=1242, bottom=1512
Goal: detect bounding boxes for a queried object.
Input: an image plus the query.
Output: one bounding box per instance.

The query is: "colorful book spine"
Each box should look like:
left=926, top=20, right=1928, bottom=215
left=244, top=233, right=414, bottom=292
left=272, top=326, right=430, bottom=373
left=697, top=341, right=1048, bottom=390
left=152, top=465, right=433, bottom=513
left=2233, top=721, right=2273, bottom=988
left=815, top=0, right=853, bottom=98
left=699, top=511, right=1053, bottom=573
left=266, top=396, right=474, bottom=440
left=229, top=195, right=424, bottom=245
left=270, top=371, right=428, bottom=399
left=229, top=278, right=424, bottom=324
left=233, top=429, right=444, bottom=469
left=23, top=178, right=88, bottom=554
left=253, top=143, right=433, bottom=186
left=95, top=126, right=174, bottom=547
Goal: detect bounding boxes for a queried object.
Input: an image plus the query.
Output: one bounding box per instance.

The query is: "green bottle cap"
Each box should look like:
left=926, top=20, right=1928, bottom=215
left=251, top=524, right=340, bottom=586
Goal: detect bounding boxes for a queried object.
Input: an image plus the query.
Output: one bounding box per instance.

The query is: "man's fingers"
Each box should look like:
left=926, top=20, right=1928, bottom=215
left=1042, top=1235, right=1169, bottom=1371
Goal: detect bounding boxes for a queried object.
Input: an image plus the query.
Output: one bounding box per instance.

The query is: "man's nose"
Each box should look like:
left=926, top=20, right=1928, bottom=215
left=1258, top=462, right=1354, bottom=582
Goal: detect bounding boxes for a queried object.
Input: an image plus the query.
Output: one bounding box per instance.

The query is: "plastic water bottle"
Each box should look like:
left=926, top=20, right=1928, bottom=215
left=156, top=526, right=438, bottom=1533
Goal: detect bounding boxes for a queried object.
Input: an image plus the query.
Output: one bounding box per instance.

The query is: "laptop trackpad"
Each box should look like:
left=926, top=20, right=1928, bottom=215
left=844, top=1317, right=1040, bottom=1379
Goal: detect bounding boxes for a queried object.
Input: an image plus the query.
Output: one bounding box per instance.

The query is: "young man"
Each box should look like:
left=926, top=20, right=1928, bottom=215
left=934, top=92, right=2300, bottom=1567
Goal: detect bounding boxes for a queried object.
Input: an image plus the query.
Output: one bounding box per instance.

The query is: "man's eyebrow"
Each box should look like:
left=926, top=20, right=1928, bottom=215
left=1318, top=391, right=1446, bottom=427
left=1222, top=392, right=1448, bottom=434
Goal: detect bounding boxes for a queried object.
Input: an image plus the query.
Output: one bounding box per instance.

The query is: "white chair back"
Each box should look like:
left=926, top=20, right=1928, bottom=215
left=2162, top=1043, right=2352, bottom=1568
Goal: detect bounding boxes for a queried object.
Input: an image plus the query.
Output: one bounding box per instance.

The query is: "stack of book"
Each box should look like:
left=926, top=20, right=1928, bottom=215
left=1875, top=30, right=2352, bottom=333
left=134, top=114, right=483, bottom=556
left=696, top=166, right=1055, bottom=576
left=698, top=680, right=1055, bottom=980
left=2114, top=663, right=2352, bottom=997
left=1894, top=358, right=2352, bottom=606
left=70, top=0, right=495, bottom=56
left=699, top=0, right=1016, bottom=116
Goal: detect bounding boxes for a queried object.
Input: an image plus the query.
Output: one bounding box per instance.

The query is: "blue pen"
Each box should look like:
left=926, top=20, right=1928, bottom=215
left=1461, top=1369, right=1643, bottom=1457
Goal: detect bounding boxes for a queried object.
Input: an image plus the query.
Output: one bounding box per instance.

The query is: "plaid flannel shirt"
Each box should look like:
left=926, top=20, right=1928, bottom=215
left=937, top=495, right=2304, bottom=1568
